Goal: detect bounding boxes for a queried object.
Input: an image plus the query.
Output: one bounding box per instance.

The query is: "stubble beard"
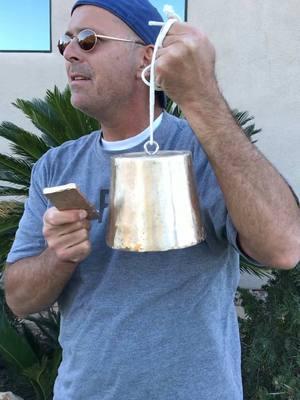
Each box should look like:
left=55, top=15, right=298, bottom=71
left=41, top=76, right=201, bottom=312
left=70, top=90, right=115, bottom=121
left=70, top=68, right=137, bottom=122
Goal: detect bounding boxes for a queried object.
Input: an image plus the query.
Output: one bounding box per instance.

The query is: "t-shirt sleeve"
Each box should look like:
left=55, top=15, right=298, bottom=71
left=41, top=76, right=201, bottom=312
left=6, top=157, right=49, bottom=264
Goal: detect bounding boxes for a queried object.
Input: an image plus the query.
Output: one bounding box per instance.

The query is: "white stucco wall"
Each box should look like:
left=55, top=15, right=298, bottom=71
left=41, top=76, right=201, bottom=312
left=189, top=0, right=300, bottom=196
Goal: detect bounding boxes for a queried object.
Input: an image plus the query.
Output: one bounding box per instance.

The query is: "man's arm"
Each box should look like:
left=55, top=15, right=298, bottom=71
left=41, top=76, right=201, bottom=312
left=184, top=95, right=300, bottom=268
left=5, top=249, right=78, bottom=317
left=155, top=23, right=300, bottom=268
left=4, top=208, right=91, bottom=317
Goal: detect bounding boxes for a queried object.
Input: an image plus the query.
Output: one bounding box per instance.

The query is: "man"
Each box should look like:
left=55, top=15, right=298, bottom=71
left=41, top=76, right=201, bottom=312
left=4, top=0, right=300, bottom=399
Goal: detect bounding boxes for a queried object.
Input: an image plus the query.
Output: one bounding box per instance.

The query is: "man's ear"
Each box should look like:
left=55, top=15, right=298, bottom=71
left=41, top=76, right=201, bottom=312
left=136, top=45, right=155, bottom=79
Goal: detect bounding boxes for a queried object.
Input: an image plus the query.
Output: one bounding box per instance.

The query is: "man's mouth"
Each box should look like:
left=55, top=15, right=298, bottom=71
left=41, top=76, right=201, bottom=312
left=70, top=73, right=91, bottom=82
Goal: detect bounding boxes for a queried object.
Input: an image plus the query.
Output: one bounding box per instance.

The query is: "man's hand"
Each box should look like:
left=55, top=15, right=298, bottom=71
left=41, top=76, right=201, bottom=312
left=155, top=22, right=219, bottom=111
left=5, top=207, right=92, bottom=317
left=43, top=207, right=91, bottom=264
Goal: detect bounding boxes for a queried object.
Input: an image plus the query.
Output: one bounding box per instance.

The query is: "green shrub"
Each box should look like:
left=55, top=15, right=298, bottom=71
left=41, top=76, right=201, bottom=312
left=240, top=264, right=300, bottom=400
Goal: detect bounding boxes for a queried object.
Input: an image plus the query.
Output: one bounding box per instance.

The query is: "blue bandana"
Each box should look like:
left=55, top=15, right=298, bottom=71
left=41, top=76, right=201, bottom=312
left=71, top=0, right=164, bottom=45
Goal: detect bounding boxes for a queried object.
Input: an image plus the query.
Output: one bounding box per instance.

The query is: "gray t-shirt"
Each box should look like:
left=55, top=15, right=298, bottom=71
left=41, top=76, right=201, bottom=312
left=7, top=112, right=246, bottom=400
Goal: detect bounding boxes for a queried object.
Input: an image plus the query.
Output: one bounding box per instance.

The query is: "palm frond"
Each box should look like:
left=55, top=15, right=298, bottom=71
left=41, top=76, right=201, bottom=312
left=25, top=312, right=60, bottom=350
left=0, top=154, right=32, bottom=178
left=0, top=201, right=24, bottom=235
left=0, top=295, right=40, bottom=373
left=166, top=98, right=183, bottom=118
left=232, top=110, right=253, bottom=126
left=0, top=172, right=30, bottom=187
left=0, top=234, right=15, bottom=272
left=13, top=86, right=99, bottom=149
left=0, top=291, right=61, bottom=399
left=13, top=98, right=66, bottom=147
left=0, top=220, right=22, bottom=236
left=232, top=109, right=262, bottom=142
left=45, top=86, right=99, bottom=140
left=0, top=156, right=31, bottom=187
left=0, top=122, right=50, bottom=162
left=0, top=186, right=28, bottom=196
left=240, top=257, right=272, bottom=279
left=243, top=124, right=261, bottom=141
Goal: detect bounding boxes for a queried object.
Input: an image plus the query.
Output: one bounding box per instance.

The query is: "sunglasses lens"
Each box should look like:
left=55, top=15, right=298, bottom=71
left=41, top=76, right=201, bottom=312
left=78, top=30, right=97, bottom=51
left=57, top=30, right=98, bottom=56
left=58, top=35, right=71, bottom=55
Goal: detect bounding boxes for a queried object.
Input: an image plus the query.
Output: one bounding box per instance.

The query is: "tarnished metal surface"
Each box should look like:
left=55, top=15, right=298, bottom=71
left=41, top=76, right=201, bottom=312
left=107, top=151, right=205, bottom=252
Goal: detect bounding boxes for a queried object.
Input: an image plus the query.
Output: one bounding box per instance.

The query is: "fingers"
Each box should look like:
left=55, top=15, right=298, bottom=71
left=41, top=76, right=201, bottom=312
left=164, top=21, right=189, bottom=36
left=147, top=22, right=216, bottom=109
left=55, top=241, right=91, bottom=264
left=44, top=217, right=90, bottom=237
left=44, top=207, right=87, bottom=226
left=43, top=207, right=91, bottom=264
left=49, top=235, right=91, bottom=264
left=162, top=22, right=205, bottom=46
left=45, top=222, right=89, bottom=249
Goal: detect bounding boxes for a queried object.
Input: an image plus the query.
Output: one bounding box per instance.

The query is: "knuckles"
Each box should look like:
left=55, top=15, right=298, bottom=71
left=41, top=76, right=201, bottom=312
left=42, top=225, right=52, bottom=239
left=162, top=27, right=215, bottom=62
left=78, top=228, right=89, bottom=241
left=43, top=207, right=85, bottom=226
left=56, top=247, right=68, bottom=261
left=43, top=208, right=57, bottom=226
left=81, top=240, right=91, bottom=255
left=155, top=29, right=216, bottom=95
left=53, top=239, right=91, bottom=263
left=181, top=34, right=201, bottom=52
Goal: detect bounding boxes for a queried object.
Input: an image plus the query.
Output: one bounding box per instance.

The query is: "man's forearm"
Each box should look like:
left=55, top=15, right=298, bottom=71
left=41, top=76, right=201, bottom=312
left=154, top=21, right=300, bottom=268
left=182, top=93, right=300, bottom=268
left=4, top=248, right=78, bottom=317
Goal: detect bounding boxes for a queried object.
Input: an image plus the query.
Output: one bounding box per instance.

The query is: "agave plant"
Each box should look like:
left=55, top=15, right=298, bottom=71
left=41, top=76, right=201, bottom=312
left=240, top=263, right=300, bottom=399
left=0, top=290, right=61, bottom=399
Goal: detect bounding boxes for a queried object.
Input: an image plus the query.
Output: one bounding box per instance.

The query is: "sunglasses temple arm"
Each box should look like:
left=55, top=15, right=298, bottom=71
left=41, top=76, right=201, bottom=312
left=96, top=34, right=143, bottom=45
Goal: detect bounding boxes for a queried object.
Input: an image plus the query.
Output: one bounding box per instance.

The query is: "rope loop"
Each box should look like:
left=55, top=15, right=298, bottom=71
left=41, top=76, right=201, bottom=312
left=144, top=140, right=160, bottom=155
left=142, top=6, right=182, bottom=156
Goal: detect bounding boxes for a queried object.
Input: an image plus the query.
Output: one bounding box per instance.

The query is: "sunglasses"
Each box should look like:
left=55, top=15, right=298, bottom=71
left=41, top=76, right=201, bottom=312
left=58, top=29, right=144, bottom=55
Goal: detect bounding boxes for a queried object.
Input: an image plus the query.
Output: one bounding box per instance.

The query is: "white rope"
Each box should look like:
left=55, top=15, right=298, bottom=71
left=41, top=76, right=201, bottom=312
left=143, top=6, right=182, bottom=155
left=163, top=4, right=182, bottom=21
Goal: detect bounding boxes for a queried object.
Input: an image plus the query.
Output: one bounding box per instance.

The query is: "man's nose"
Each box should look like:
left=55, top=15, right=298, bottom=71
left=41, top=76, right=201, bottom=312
left=63, top=38, right=81, bottom=62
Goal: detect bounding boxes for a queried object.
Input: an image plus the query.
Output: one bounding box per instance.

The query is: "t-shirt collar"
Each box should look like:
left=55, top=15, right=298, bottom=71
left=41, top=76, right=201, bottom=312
left=100, top=113, right=163, bottom=152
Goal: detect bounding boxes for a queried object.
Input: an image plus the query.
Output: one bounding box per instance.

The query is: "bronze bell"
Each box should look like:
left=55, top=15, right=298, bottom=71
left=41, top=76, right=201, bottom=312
left=106, top=150, right=205, bottom=252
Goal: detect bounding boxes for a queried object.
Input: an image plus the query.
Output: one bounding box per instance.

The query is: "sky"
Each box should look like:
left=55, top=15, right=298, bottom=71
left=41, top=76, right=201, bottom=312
left=0, top=0, right=51, bottom=51
left=151, top=0, right=186, bottom=21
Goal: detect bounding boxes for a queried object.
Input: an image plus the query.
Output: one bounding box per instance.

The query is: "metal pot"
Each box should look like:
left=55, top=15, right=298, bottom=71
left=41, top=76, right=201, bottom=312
left=106, top=151, right=205, bottom=252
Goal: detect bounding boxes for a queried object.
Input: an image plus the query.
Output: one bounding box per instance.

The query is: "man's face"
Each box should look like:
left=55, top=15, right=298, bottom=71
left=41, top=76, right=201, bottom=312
left=63, top=6, right=143, bottom=119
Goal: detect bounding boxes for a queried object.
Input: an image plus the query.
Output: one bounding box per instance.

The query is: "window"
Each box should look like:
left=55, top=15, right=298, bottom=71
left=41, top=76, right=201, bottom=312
left=0, top=0, right=51, bottom=52
left=151, top=0, right=187, bottom=21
